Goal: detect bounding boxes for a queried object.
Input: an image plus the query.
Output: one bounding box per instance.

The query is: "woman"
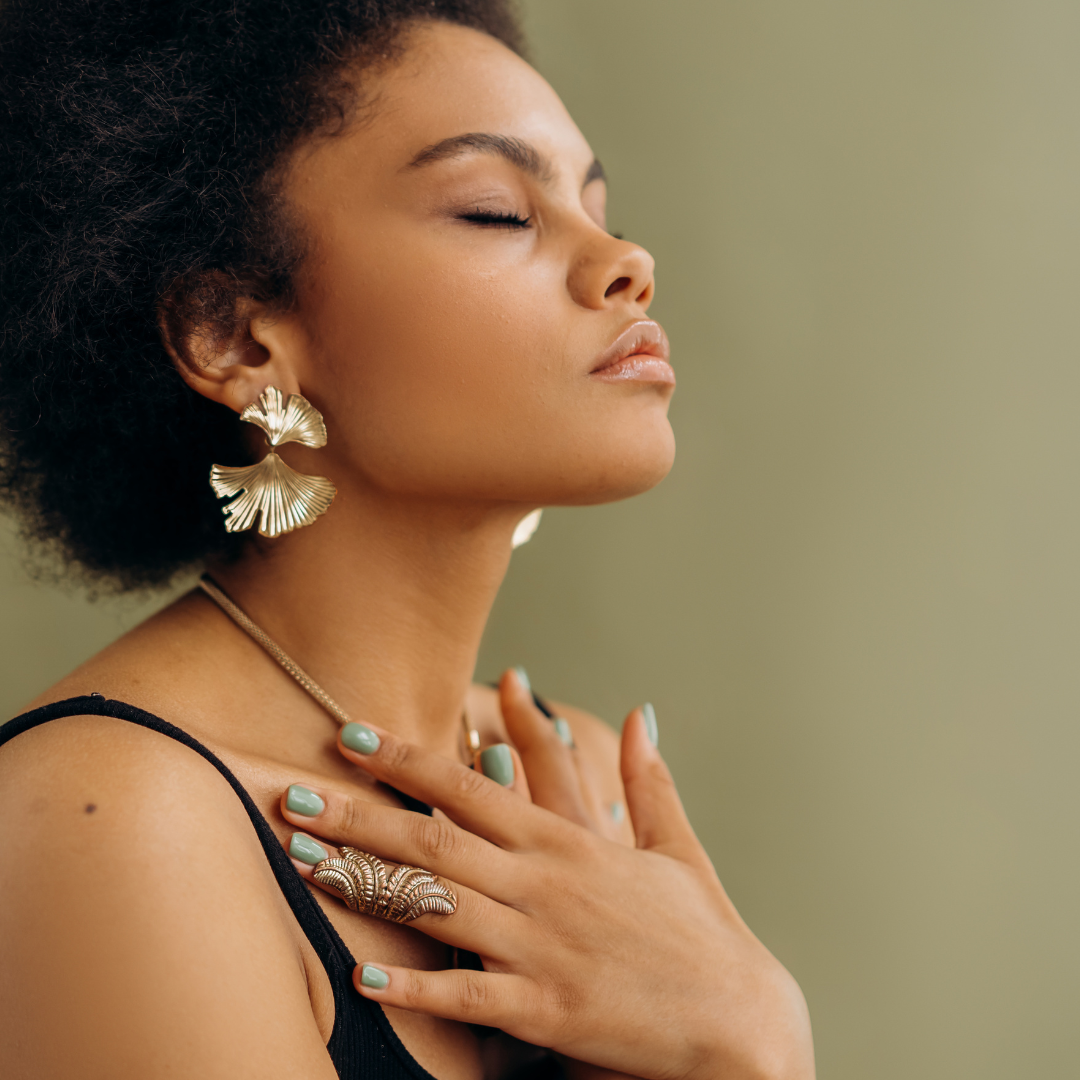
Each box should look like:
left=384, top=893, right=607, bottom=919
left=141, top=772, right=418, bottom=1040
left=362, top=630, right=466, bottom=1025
left=0, top=3, right=814, bottom=1078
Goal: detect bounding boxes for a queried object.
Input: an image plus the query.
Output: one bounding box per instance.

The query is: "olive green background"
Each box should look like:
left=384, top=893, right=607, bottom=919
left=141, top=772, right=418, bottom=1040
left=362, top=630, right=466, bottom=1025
left=2, top=1, right=1078, bottom=1074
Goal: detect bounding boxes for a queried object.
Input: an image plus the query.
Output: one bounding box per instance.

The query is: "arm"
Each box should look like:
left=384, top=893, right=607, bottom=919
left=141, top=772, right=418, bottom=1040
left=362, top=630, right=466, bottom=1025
left=0, top=715, right=337, bottom=1080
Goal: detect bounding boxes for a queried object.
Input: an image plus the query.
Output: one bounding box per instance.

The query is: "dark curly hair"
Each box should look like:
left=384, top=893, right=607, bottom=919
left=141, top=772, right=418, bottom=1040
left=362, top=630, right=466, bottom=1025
left=0, top=0, right=523, bottom=591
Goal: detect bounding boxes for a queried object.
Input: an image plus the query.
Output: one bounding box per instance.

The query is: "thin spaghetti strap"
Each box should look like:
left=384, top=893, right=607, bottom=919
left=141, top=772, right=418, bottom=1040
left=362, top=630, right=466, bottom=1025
left=0, top=695, right=440, bottom=1080
left=1, top=695, right=340, bottom=949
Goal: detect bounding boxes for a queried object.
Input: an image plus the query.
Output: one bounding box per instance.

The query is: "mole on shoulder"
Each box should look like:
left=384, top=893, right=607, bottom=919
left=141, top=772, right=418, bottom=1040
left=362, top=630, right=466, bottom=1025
left=84, top=803, right=97, bottom=813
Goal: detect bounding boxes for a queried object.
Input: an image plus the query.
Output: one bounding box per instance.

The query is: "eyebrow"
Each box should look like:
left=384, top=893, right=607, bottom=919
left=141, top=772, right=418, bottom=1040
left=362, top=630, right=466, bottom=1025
left=408, top=131, right=605, bottom=190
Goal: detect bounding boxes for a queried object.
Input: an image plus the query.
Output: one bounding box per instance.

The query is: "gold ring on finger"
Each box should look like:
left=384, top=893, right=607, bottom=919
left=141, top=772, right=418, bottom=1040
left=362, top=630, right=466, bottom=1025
left=312, top=846, right=458, bottom=924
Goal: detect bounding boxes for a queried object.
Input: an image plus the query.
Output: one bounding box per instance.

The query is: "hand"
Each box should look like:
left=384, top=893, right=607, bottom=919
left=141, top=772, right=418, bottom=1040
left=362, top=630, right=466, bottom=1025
left=482, top=675, right=632, bottom=845
left=281, top=678, right=815, bottom=1080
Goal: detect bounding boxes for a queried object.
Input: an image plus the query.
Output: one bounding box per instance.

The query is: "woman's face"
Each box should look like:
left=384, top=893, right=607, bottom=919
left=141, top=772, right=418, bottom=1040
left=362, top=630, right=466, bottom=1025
left=279, top=20, right=675, bottom=509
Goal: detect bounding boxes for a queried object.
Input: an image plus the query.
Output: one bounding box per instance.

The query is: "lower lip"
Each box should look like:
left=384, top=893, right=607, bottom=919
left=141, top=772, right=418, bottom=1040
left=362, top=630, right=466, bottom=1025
left=591, top=354, right=676, bottom=385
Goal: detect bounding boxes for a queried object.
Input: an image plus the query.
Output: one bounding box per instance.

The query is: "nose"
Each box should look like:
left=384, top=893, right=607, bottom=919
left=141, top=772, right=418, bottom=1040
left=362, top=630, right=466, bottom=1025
left=568, top=236, right=655, bottom=311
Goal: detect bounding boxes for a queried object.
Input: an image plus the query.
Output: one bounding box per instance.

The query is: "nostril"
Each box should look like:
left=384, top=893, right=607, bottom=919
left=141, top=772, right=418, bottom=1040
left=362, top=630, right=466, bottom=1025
left=604, top=276, right=631, bottom=298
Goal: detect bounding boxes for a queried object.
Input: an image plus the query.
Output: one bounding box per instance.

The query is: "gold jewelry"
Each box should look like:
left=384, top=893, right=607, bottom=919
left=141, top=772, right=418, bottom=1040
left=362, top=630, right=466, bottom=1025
left=313, top=846, right=457, bottom=923
left=197, top=575, right=482, bottom=756
left=210, top=387, right=336, bottom=538
left=198, top=575, right=351, bottom=725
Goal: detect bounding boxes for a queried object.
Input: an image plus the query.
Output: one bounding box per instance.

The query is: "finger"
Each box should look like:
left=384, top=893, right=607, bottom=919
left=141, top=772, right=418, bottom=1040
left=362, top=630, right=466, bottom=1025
left=474, top=739, right=532, bottom=803
left=499, top=669, right=593, bottom=828
left=284, top=829, right=525, bottom=958
left=620, top=707, right=711, bottom=869
left=570, top=748, right=620, bottom=838
left=334, top=721, right=567, bottom=852
left=353, top=962, right=543, bottom=1039
left=279, top=785, right=516, bottom=895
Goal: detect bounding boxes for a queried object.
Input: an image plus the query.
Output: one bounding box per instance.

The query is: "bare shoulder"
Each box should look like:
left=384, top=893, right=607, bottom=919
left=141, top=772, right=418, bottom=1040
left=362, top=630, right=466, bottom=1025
left=19, top=589, right=245, bottom=717
left=0, top=715, right=336, bottom=1079
left=0, top=712, right=270, bottom=859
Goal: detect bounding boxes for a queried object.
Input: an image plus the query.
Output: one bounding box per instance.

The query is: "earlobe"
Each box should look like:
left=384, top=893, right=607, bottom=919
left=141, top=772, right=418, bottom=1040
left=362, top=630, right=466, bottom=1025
left=157, top=288, right=302, bottom=415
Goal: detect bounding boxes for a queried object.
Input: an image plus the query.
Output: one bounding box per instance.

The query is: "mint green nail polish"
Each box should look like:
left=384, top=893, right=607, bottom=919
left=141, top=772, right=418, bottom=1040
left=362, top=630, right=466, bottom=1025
left=553, top=717, right=574, bottom=747
left=513, top=666, right=531, bottom=693
left=342, top=722, right=380, bottom=755
left=610, top=800, right=625, bottom=824
left=479, top=743, right=515, bottom=786
left=289, top=833, right=328, bottom=865
left=642, top=702, right=659, bottom=747
left=286, top=784, right=325, bottom=817
left=361, top=964, right=390, bottom=990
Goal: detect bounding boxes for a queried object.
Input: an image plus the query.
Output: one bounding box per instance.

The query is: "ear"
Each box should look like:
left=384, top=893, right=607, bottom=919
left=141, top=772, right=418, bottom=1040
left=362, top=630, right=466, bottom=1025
left=158, top=276, right=304, bottom=414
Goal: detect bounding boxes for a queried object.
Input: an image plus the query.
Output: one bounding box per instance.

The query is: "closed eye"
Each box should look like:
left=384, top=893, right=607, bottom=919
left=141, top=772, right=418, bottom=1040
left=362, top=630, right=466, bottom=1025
left=458, top=209, right=532, bottom=229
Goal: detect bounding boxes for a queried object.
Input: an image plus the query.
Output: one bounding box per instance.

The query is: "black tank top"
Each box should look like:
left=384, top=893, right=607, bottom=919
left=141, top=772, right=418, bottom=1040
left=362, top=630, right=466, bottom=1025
left=0, top=694, right=450, bottom=1080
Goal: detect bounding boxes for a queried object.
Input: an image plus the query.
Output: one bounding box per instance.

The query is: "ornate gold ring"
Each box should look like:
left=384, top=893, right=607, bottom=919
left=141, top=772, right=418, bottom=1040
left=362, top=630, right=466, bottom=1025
left=313, top=846, right=457, bottom=924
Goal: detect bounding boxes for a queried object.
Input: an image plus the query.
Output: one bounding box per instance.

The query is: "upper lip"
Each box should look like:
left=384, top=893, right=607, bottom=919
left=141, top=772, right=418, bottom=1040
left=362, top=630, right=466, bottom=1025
left=590, top=320, right=670, bottom=373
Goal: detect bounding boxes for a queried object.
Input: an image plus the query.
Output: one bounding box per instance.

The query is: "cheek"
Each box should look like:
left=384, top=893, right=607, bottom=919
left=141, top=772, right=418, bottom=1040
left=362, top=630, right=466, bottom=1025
left=300, top=234, right=674, bottom=502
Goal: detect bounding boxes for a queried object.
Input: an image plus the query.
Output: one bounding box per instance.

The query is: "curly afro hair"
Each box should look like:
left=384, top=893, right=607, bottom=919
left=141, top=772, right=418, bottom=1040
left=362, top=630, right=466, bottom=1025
left=0, top=0, right=523, bottom=591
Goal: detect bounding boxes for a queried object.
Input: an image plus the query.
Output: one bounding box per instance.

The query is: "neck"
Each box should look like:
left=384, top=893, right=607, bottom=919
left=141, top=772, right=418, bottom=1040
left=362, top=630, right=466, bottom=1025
left=208, top=486, right=522, bottom=758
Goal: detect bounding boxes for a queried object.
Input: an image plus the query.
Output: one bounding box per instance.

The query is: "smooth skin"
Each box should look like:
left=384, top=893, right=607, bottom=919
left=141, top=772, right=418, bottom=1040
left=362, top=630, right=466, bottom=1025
left=0, top=18, right=813, bottom=1080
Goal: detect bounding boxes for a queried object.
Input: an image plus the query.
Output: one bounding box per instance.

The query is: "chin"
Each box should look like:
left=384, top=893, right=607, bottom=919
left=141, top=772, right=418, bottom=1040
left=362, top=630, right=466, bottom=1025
left=554, top=428, right=677, bottom=507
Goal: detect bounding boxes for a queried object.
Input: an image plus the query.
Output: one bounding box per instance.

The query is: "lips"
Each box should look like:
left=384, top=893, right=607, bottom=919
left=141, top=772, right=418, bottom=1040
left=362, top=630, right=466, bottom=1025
left=590, top=320, right=674, bottom=384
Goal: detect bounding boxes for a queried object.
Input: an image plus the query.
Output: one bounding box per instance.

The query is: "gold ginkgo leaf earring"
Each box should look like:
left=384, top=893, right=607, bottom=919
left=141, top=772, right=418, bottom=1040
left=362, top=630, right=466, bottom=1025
left=210, top=387, right=336, bottom=538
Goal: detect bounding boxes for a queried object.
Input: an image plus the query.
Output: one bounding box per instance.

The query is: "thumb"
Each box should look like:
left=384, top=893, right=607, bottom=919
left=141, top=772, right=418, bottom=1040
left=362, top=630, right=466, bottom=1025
left=620, top=706, right=710, bottom=869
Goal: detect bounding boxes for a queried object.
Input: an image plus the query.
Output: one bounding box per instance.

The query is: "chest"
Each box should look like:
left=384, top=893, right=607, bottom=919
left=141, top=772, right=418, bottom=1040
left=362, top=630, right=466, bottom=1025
left=219, top=748, right=489, bottom=1080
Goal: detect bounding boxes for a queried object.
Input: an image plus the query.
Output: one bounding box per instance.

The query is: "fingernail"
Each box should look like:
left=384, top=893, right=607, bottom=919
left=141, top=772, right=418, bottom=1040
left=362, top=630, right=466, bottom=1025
left=360, top=964, right=390, bottom=990
left=513, top=666, right=531, bottom=693
left=610, top=800, right=625, bottom=824
left=642, top=702, right=659, bottom=747
left=553, top=717, right=574, bottom=747
left=342, top=722, right=380, bottom=755
left=479, top=743, right=515, bottom=786
left=289, top=833, right=328, bottom=865
left=286, top=784, right=325, bottom=817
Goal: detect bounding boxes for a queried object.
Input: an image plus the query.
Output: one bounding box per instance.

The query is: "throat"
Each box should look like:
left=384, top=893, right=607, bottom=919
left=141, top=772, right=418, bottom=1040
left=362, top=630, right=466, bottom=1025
left=201, top=488, right=522, bottom=758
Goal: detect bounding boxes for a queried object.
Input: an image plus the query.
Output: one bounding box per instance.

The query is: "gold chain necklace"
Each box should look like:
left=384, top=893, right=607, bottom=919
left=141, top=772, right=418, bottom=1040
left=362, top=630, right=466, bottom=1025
left=198, top=574, right=481, bottom=760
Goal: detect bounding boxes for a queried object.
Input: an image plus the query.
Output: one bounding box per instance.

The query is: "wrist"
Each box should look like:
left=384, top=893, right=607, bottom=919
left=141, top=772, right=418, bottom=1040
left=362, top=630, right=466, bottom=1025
left=688, top=970, right=815, bottom=1080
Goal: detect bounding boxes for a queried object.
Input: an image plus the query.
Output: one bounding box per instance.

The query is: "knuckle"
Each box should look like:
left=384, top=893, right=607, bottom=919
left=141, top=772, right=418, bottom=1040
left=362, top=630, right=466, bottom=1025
left=377, top=737, right=414, bottom=775
left=647, top=757, right=678, bottom=789
left=336, top=796, right=369, bottom=839
left=400, top=972, right=429, bottom=1010
left=545, top=909, right=584, bottom=951
left=538, top=826, right=599, bottom=870
left=410, top=818, right=463, bottom=866
left=450, top=764, right=490, bottom=801
left=507, top=983, right=553, bottom=1045
left=454, top=973, right=488, bottom=1016
left=535, top=976, right=579, bottom=1034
